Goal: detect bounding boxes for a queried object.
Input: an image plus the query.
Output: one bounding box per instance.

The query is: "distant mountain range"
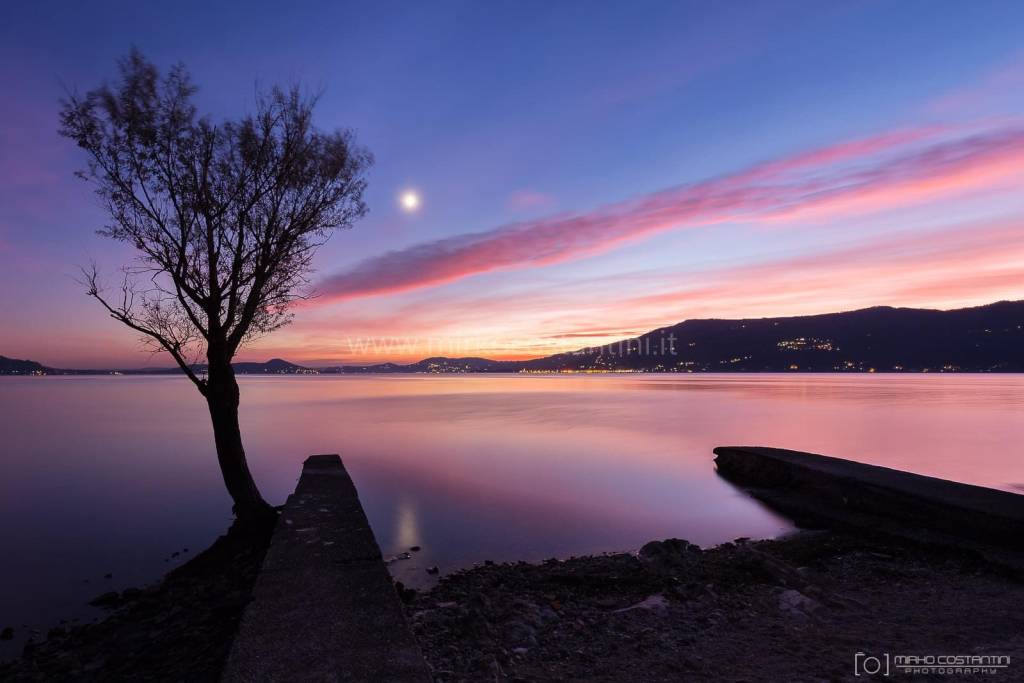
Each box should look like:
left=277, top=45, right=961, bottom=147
left=328, top=300, right=1024, bottom=374
left=4, top=300, right=1024, bottom=375
left=0, top=356, right=48, bottom=375
left=0, top=356, right=315, bottom=376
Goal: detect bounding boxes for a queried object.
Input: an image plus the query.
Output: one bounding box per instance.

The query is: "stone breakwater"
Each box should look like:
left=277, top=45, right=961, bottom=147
left=223, top=454, right=431, bottom=682
left=6, top=447, right=1024, bottom=681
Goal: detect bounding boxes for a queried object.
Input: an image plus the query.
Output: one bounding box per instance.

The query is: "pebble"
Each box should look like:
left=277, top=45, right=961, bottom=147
left=385, top=552, right=412, bottom=565
left=777, top=589, right=821, bottom=618
left=613, top=594, right=668, bottom=614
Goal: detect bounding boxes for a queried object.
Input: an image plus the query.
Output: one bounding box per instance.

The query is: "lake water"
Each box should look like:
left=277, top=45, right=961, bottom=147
left=2, top=373, right=1024, bottom=653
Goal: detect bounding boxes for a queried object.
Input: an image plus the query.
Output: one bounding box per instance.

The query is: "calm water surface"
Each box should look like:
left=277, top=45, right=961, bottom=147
left=2, top=373, right=1023, bottom=652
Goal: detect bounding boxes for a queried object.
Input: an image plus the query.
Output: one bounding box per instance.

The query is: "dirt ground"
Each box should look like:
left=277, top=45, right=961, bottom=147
left=4, top=525, right=1023, bottom=681
left=407, top=531, right=1024, bottom=681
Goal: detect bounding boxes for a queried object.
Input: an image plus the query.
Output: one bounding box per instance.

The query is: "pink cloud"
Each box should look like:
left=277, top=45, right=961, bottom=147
left=506, top=189, right=555, bottom=212
left=624, top=219, right=1024, bottom=318
left=264, top=216, right=1024, bottom=364
left=927, top=50, right=1024, bottom=116
left=730, top=127, right=947, bottom=183
left=315, top=122, right=1024, bottom=303
left=545, top=328, right=644, bottom=339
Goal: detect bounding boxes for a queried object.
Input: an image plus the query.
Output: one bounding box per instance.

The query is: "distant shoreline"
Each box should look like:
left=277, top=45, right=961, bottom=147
left=5, top=298, right=1024, bottom=376
left=5, top=369, right=1024, bottom=376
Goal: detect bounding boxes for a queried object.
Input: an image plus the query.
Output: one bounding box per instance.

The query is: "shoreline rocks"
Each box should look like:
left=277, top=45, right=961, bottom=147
left=407, top=531, right=1024, bottom=681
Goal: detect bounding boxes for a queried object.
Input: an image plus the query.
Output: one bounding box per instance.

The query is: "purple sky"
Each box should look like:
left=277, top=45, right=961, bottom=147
left=2, top=1, right=1024, bottom=367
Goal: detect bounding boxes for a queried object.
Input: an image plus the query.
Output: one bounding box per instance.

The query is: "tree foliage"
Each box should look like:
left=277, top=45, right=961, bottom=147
left=60, top=50, right=371, bottom=390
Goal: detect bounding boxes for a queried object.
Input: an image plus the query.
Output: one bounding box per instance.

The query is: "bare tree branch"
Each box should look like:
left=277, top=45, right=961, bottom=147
left=81, top=264, right=208, bottom=392
left=60, top=50, right=371, bottom=374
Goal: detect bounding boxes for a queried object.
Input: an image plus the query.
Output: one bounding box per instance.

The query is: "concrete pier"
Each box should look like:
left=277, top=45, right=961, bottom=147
left=222, top=455, right=430, bottom=682
left=714, top=446, right=1024, bottom=551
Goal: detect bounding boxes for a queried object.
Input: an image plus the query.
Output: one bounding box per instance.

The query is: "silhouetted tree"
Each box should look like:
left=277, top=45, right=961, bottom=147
left=60, top=51, right=371, bottom=520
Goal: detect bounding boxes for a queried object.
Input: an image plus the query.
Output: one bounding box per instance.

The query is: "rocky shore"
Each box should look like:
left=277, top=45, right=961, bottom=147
left=407, top=531, right=1024, bottom=681
left=0, top=519, right=274, bottom=682
left=4, top=525, right=1024, bottom=681
left=5, top=513, right=1024, bottom=680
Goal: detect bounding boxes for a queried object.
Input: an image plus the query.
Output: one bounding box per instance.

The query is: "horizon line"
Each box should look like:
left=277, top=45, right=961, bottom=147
left=7, top=297, right=1021, bottom=371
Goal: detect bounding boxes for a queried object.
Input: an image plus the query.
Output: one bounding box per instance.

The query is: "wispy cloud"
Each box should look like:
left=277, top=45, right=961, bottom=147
left=506, top=189, right=555, bottom=212
left=623, top=219, right=1024, bottom=317
left=261, top=216, right=1024, bottom=364
left=316, top=122, right=1024, bottom=303
left=927, top=50, right=1024, bottom=116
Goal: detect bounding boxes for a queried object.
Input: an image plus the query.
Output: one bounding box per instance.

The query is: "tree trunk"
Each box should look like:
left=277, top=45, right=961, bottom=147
left=205, top=360, right=274, bottom=522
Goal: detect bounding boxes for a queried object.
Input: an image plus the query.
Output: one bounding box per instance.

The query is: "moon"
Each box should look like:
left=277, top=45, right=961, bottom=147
left=399, top=190, right=421, bottom=212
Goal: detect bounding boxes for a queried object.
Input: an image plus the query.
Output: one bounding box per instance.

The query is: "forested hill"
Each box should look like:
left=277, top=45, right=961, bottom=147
left=516, top=300, right=1024, bottom=373
left=0, top=356, right=47, bottom=375
left=331, top=300, right=1024, bottom=373
left=6, top=301, right=1024, bottom=375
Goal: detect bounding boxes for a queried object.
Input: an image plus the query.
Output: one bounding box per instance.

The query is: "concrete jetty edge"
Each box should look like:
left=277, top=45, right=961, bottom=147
left=222, top=454, right=431, bottom=682
left=714, top=446, right=1024, bottom=553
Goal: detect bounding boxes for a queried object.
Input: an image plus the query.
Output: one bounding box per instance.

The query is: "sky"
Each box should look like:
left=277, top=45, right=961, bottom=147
left=2, top=0, right=1024, bottom=367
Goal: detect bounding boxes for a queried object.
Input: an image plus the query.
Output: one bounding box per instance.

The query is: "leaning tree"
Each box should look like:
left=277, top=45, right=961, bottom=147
left=60, top=51, right=371, bottom=520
